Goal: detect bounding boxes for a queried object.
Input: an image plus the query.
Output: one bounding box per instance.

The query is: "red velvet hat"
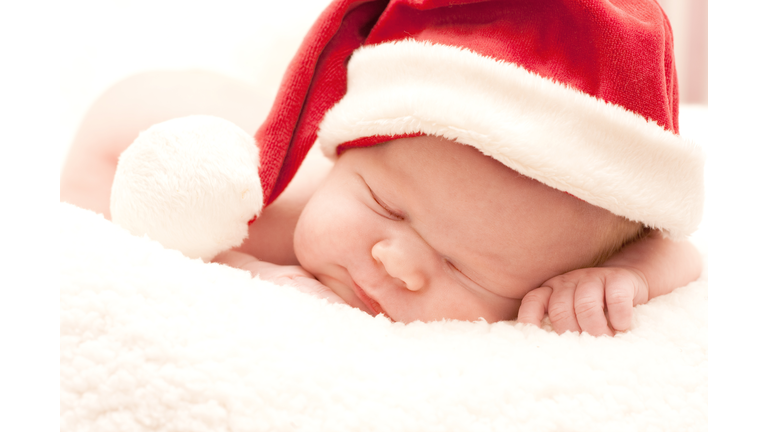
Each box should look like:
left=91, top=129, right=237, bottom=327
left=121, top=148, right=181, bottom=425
left=255, top=0, right=704, bottom=238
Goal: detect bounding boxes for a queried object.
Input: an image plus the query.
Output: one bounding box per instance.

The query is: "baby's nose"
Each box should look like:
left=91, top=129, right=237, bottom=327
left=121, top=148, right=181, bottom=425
left=371, top=240, right=427, bottom=291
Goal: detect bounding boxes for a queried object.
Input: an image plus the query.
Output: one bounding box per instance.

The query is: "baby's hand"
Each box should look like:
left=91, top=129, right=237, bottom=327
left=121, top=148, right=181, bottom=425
left=517, top=267, right=649, bottom=336
left=212, top=251, right=347, bottom=306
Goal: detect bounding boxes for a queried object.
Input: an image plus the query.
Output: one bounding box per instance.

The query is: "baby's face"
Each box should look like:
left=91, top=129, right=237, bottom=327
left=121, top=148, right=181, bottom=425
left=294, top=136, right=616, bottom=323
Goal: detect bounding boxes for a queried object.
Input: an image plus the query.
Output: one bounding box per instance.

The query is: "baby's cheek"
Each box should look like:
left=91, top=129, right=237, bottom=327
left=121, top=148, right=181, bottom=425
left=293, top=169, right=378, bottom=268
left=292, top=209, right=319, bottom=270
left=293, top=196, right=347, bottom=269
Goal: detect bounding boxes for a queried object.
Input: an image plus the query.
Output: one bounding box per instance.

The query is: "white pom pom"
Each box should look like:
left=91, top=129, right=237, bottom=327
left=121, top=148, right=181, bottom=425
left=110, top=115, right=263, bottom=261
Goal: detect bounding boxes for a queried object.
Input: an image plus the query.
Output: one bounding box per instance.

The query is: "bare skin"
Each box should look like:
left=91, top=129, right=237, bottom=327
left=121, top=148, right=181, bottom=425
left=292, top=137, right=631, bottom=323
left=60, top=69, right=328, bottom=266
left=516, top=231, right=703, bottom=335
left=61, top=71, right=702, bottom=335
left=60, top=70, right=271, bottom=220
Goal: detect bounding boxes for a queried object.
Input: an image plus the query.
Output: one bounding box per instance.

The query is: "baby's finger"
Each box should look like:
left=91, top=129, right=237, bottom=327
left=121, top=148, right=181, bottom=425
left=547, top=281, right=580, bottom=334
left=604, top=275, right=635, bottom=332
left=573, top=280, right=614, bottom=337
left=517, top=286, right=553, bottom=328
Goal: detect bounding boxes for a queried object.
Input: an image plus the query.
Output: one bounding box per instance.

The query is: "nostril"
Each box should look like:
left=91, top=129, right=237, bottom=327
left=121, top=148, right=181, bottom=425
left=371, top=242, right=384, bottom=264
left=372, top=240, right=425, bottom=291
left=400, top=273, right=425, bottom=292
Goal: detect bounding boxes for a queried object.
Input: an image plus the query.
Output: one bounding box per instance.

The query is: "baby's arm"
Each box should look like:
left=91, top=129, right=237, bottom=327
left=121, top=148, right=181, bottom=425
left=61, top=70, right=331, bottom=266
left=212, top=251, right=347, bottom=306
left=517, top=231, right=702, bottom=336
left=60, top=70, right=267, bottom=219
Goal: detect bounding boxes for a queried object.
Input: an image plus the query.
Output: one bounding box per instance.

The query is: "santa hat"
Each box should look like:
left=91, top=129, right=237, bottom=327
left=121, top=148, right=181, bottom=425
left=255, top=0, right=704, bottom=239
left=112, top=0, right=706, bottom=261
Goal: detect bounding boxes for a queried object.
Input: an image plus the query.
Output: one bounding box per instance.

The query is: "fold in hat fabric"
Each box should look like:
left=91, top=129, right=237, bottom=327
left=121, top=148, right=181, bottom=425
left=255, top=0, right=704, bottom=238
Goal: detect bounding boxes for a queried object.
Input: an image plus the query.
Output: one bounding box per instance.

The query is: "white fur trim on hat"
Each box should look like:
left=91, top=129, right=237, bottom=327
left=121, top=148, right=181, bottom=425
left=111, top=115, right=263, bottom=261
left=317, top=40, right=705, bottom=238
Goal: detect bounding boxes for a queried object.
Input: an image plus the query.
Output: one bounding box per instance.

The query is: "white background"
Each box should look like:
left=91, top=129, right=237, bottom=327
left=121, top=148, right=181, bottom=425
left=1, top=0, right=763, bottom=430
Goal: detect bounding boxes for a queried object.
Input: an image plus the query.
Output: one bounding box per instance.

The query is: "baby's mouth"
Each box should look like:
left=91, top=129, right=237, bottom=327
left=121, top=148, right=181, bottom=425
left=352, top=281, right=391, bottom=320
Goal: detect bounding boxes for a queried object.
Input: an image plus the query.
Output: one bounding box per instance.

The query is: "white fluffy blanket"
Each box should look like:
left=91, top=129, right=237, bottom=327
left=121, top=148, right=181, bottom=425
left=60, top=201, right=707, bottom=431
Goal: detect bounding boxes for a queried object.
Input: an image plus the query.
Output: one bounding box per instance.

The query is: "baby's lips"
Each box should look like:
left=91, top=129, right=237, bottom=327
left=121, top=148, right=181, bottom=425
left=352, top=281, right=392, bottom=320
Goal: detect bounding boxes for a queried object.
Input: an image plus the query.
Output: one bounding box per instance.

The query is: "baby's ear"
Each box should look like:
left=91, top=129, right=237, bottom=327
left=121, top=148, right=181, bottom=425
left=110, top=115, right=263, bottom=261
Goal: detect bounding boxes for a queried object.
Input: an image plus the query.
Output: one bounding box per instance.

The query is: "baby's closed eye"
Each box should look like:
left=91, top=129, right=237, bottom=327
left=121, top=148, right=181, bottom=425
left=359, top=175, right=405, bottom=221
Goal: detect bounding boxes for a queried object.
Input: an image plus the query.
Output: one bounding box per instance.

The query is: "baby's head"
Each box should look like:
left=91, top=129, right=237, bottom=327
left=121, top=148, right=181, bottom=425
left=250, top=0, right=704, bottom=322
left=294, top=135, right=643, bottom=322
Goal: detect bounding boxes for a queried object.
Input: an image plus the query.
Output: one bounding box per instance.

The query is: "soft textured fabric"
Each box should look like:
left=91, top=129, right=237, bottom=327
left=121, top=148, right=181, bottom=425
left=110, top=116, right=262, bottom=261
left=60, top=201, right=707, bottom=431
left=317, top=40, right=703, bottom=238
left=253, top=0, right=702, bottom=240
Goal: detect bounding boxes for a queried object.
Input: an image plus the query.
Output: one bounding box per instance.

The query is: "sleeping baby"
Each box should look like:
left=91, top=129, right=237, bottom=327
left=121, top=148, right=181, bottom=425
left=60, top=0, right=704, bottom=336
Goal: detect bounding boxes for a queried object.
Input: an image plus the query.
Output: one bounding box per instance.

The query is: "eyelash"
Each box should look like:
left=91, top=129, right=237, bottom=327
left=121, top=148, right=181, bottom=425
left=445, top=259, right=484, bottom=293
left=446, top=260, right=465, bottom=278
left=368, top=187, right=404, bottom=220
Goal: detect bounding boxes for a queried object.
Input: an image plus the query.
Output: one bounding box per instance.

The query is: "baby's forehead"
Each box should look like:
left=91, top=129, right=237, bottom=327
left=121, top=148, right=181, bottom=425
left=350, top=137, right=556, bottom=218
left=352, top=135, right=531, bottom=191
